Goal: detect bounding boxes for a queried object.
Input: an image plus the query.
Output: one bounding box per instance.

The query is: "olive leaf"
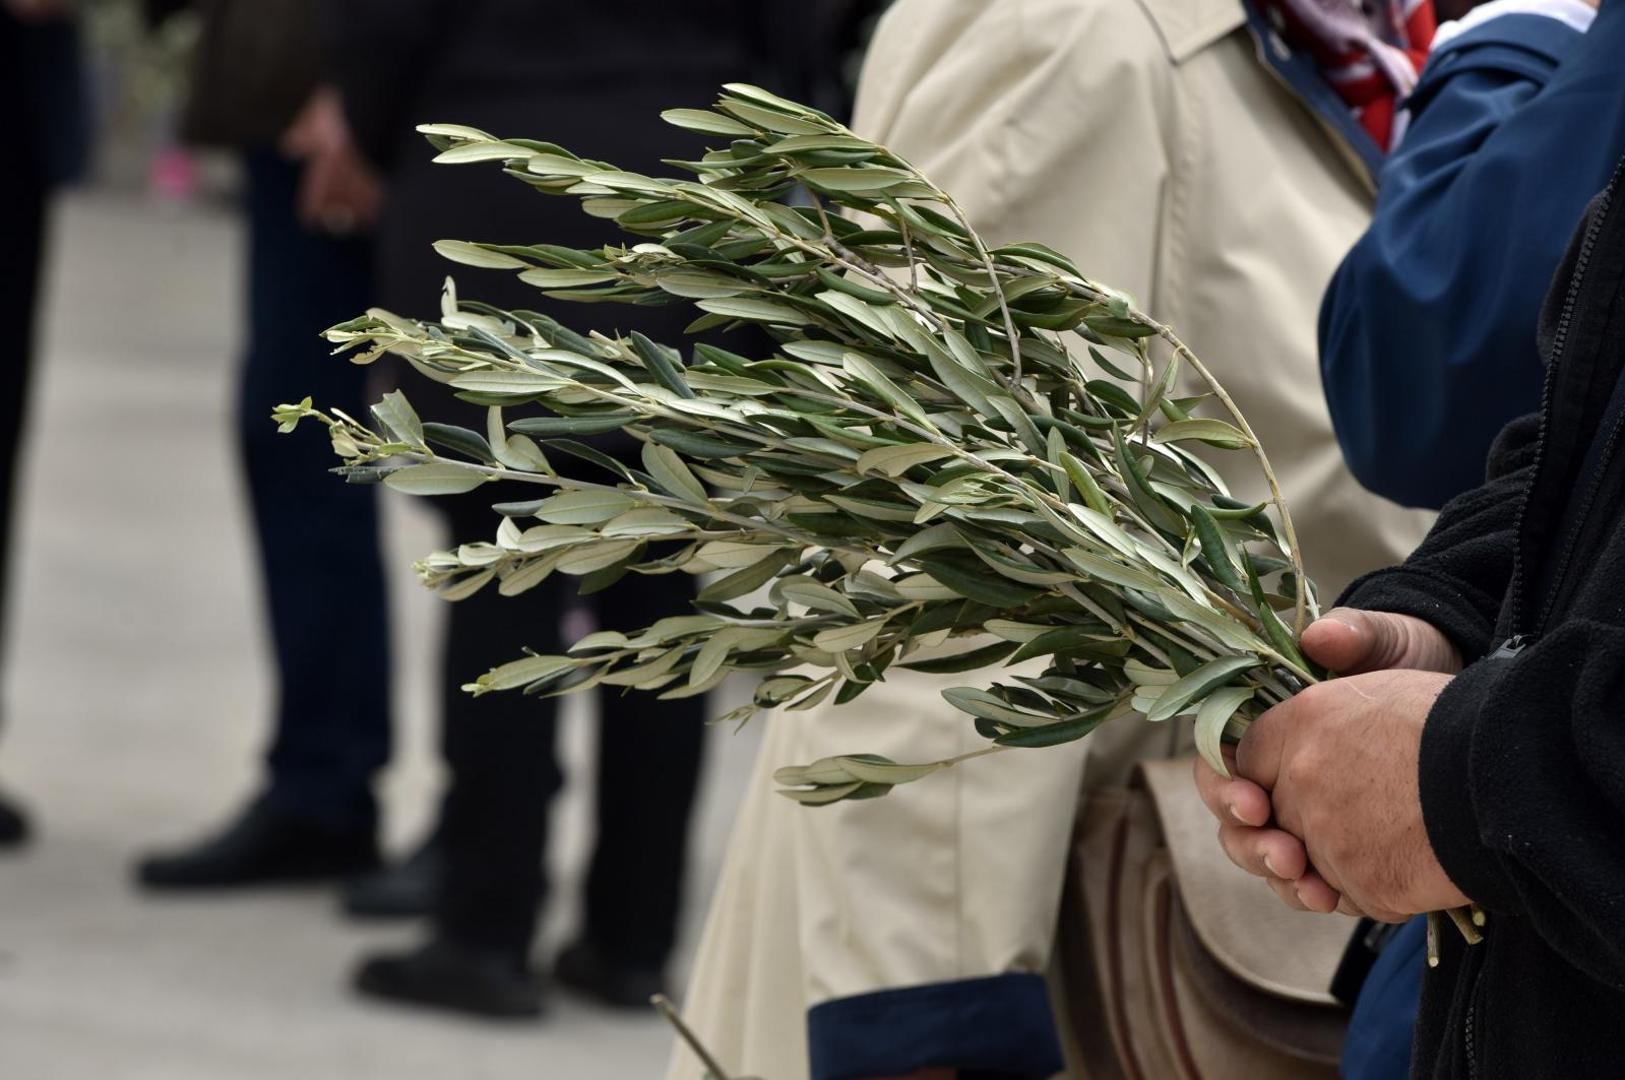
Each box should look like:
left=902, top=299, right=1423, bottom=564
left=284, top=84, right=1320, bottom=808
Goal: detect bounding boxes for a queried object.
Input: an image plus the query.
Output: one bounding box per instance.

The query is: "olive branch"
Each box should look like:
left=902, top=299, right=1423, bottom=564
left=275, top=82, right=1325, bottom=804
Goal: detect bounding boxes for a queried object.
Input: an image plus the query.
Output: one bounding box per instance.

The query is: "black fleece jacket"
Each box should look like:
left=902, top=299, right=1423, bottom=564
left=1341, top=165, right=1625, bottom=1079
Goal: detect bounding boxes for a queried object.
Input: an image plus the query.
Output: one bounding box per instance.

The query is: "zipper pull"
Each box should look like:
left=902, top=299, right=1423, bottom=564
left=1489, top=634, right=1532, bottom=660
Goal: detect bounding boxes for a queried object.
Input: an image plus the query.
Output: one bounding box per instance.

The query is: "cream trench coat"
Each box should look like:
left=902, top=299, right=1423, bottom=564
left=668, top=1, right=1436, bottom=1076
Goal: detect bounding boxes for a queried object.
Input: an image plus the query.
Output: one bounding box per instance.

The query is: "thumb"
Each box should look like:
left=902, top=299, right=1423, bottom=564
left=1299, top=607, right=1405, bottom=674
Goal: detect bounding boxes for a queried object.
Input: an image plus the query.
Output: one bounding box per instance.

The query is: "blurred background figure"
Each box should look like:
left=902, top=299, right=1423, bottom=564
left=0, top=0, right=879, bottom=1074
left=134, top=0, right=394, bottom=889
left=301, top=0, right=884, bottom=1021
left=0, top=0, right=90, bottom=848
left=1320, top=0, right=1613, bottom=511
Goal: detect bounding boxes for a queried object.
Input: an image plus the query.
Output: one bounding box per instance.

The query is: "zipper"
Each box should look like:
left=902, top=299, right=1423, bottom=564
left=1463, top=939, right=1491, bottom=1080
left=1488, top=635, right=1530, bottom=661
left=1460, top=153, right=1624, bottom=1080
left=1507, top=175, right=1618, bottom=633
left=1465, top=998, right=1476, bottom=1080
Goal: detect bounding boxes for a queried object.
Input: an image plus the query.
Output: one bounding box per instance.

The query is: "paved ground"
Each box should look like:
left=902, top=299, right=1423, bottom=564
left=0, top=190, right=760, bottom=1080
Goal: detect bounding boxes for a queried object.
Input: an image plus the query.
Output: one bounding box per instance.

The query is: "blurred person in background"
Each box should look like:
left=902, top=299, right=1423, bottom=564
left=0, top=0, right=89, bottom=848
left=1320, top=0, right=1615, bottom=511
left=134, top=0, right=395, bottom=888
left=1310, top=1, right=1618, bottom=1075
left=296, top=1, right=880, bottom=1019
left=668, top=0, right=1442, bottom=1076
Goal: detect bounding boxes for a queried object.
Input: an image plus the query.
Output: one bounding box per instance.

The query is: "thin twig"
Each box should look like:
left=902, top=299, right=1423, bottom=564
left=899, top=211, right=920, bottom=292
left=652, top=995, right=733, bottom=1080
left=938, top=192, right=1025, bottom=387
left=1150, top=326, right=1309, bottom=633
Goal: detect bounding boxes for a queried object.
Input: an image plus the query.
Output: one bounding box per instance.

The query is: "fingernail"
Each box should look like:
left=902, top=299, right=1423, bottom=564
left=1227, top=803, right=1246, bottom=823
left=1294, top=884, right=1306, bottom=904
left=1263, top=854, right=1279, bottom=877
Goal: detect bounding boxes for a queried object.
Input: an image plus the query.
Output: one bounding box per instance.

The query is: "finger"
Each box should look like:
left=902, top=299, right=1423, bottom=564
left=1364, top=907, right=1411, bottom=925
left=1193, top=757, right=1272, bottom=827
left=1302, top=608, right=1457, bottom=674
left=1235, top=699, right=1293, bottom=792
left=1267, top=876, right=1309, bottom=912
left=1217, top=823, right=1308, bottom=880
left=1290, top=871, right=1343, bottom=914
left=333, top=158, right=384, bottom=230
left=1336, top=896, right=1367, bottom=918
left=346, top=169, right=384, bottom=229
left=299, top=155, right=342, bottom=230
left=1298, top=609, right=1383, bottom=672
left=281, top=112, right=319, bottom=159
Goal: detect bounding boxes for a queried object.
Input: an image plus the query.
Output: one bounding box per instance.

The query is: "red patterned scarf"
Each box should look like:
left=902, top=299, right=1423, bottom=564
left=1259, top=0, right=1437, bottom=151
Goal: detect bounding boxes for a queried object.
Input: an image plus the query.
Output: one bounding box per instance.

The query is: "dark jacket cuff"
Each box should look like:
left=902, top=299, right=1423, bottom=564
left=1418, top=659, right=1522, bottom=914
left=806, top=973, right=1063, bottom=1080
left=1426, top=12, right=1580, bottom=73
left=1339, top=568, right=1498, bottom=663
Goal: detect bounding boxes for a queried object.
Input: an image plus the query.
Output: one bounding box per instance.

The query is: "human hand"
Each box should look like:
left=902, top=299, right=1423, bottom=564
left=1298, top=606, right=1462, bottom=676
left=1196, top=668, right=1470, bottom=921
left=281, top=86, right=384, bottom=235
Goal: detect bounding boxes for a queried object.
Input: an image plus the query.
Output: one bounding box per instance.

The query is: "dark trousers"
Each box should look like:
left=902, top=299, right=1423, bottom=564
left=0, top=165, right=45, bottom=655
left=239, top=151, right=390, bottom=829
left=433, top=492, right=706, bottom=966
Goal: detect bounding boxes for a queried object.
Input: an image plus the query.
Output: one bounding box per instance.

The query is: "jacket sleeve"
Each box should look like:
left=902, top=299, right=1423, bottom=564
left=1317, top=4, right=1625, bottom=510
left=1418, top=618, right=1625, bottom=990
left=1339, top=410, right=1538, bottom=662
left=319, top=0, right=453, bottom=170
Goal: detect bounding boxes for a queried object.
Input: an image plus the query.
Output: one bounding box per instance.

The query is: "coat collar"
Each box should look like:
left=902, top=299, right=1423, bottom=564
left=1131, top=0, right=1247, bottom=62
left=1131, top=0, right=1383, bottom=188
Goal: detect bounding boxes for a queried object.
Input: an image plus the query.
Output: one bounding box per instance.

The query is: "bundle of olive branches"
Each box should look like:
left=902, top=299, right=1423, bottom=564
left=276, top=82, right=1326, bottom=805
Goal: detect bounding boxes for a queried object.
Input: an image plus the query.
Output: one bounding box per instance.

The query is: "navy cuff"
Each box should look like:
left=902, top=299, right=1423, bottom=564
left=806, top=973, right=1064, bottom=1080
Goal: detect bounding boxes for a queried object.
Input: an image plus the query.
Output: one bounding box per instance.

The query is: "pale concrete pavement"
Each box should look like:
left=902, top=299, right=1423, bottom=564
left=0, top=190, right=760, bottom=1080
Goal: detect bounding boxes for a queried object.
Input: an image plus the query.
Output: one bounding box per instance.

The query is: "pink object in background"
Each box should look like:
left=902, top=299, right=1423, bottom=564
left=149, top=145, right=200, bottom=201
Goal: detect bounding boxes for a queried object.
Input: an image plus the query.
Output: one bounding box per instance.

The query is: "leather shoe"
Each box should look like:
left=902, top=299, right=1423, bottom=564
left=0, top=788, right=29, bottom=849
left=343, top=840, right=442, bottom=919
left=136, top=796, right=378, bottom=889
left=354, top=939, right=542, bottom=1019
left=553, top=939, right=665, bottom=1009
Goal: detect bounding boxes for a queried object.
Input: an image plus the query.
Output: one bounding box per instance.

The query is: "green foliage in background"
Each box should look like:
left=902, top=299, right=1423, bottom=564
left=276, top=83, right=1325, bottom=804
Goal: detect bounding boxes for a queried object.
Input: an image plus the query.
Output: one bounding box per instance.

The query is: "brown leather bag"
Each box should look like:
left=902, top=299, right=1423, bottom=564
left=1056, top=760, right=1355, bottom=1079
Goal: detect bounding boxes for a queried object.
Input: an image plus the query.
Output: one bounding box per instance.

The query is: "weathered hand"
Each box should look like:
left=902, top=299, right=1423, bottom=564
left=1299, top=606, right=1462, bottom=676
left=1194, top=607, right=1463, bottom=916
left=1198, top=669, right=1471, bottom=921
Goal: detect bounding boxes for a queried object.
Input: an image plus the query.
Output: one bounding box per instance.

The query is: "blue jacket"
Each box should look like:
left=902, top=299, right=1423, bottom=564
left=1319, top=4, right=1625, bottom=510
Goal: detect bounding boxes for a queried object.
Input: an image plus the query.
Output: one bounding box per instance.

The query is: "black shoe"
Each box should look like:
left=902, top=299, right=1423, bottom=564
left=0, top=789, right=30, bottom=849
left=354, top=940, right=543, bottom=1019
left=553, top=939, right=665, bottom=1010
left=136, top=797, right=378, bottom=889
left=343, top=841, right=442, bottom=919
